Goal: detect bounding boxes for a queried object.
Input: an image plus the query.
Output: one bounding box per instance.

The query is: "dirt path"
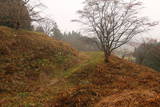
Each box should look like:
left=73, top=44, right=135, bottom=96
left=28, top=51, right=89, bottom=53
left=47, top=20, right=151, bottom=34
left=48, top=78, right=59, bottom=86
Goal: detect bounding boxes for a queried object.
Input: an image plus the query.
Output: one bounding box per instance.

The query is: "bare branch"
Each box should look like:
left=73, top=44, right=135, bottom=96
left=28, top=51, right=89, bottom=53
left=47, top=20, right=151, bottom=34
left=74, top=0, right=157, bottom=62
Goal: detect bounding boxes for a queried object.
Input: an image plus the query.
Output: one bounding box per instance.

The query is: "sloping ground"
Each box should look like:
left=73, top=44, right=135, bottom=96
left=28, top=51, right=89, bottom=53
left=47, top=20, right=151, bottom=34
left=1, top=27, right=160, bottom=106
left=96, top=89, right=160, bottom=107
left=0, top=26, right=79, bottom=95
left=50, top=55, right=160, bottom=107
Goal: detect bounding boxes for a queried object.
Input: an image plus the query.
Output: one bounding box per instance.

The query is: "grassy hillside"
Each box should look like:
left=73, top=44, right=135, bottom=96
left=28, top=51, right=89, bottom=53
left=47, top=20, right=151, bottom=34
left=0, top=26, right=80, bottom=97
left=0, top=26, right=160, bottom=107
left=50, top=55, right=160, bottom=107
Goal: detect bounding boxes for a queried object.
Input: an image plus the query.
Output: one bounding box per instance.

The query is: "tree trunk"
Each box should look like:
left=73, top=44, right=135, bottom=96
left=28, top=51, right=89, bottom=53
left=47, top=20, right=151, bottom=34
left=15, top=22, right=20, bottom=30
left=104, top=51, right=110, bottom=63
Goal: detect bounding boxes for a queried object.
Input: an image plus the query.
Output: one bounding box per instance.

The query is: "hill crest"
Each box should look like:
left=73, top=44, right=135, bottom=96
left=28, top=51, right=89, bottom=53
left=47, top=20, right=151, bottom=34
left=0, top=26, right=79, bottom=93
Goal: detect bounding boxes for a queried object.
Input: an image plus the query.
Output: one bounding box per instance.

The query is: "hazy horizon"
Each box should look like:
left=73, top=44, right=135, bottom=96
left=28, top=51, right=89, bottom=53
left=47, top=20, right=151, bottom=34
left=40, top=0, right=160, bottom=39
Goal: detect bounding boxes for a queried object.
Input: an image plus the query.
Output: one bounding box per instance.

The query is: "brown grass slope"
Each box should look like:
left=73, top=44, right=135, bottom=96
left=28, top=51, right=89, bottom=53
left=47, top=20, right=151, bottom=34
left=0, top=26, right=79, bottom=94
left=50, top=55, right=160, bottom=107
left=0, top=26, right=160, bottom=107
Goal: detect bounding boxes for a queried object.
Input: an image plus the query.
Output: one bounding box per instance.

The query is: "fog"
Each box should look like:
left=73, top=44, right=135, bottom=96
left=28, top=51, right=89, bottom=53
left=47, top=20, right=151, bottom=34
left=41, top=0, right=160, bottom=39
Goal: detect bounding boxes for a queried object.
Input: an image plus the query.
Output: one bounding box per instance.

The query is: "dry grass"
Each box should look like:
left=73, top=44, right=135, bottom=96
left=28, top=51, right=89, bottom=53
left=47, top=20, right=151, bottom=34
left=50, top=55, right=160, bottom=107
left=0, top=26, right=81, bottom=106
left=1, top=26, right=160, bottom=107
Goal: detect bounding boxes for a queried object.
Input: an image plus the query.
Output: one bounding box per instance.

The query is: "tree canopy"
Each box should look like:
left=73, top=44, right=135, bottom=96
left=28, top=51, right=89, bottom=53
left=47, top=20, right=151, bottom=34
left=75, top=0, right=156, bottom=62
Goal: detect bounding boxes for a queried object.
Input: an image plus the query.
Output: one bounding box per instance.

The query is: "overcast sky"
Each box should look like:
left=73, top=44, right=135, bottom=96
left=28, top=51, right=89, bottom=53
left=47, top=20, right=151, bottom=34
left=40, top=0, right=160, bottom=39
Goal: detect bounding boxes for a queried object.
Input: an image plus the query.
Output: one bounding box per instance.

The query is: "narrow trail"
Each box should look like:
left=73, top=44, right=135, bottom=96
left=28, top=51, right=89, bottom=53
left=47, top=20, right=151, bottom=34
left=48, top=78, right=59, bottom=86
left=48, top=52, right=103, bottom=87
left=37, top=52, right=160, bottom=106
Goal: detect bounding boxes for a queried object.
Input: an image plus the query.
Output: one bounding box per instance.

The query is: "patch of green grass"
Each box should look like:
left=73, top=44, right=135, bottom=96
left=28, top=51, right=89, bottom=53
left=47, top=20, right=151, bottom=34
left=36, top=59, right=51, bottom=66
left=23, top=103, right=43, bottom=107
left=63, top=51, right=104, bottom=78
left=17, top=92, right=30, bottom=98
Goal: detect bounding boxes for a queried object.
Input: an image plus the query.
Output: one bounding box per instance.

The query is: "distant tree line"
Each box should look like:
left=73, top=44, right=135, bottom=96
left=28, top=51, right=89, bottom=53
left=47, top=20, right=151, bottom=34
left=35, top=21, right=100, bottom=51
left=134, top=40, right=160, bottom=72
left=62, top=31, right=99, bottom=51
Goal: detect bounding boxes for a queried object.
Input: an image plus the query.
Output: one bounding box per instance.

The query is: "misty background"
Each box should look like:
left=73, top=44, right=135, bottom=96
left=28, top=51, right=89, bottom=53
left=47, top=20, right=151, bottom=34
left=40, top=0, right=160, bottom=40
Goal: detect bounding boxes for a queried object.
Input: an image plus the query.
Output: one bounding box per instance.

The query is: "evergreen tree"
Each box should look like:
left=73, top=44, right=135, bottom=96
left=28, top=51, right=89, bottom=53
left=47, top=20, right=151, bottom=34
left=52, top=23, right=63, bottom=40
left=0, top=0, right=31, bottom=29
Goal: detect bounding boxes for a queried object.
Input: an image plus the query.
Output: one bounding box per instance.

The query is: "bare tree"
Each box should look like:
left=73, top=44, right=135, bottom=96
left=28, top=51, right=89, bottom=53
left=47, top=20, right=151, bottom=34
left=23, top=0, right=30, bottom=5
left=74, top=0, right=156, bottom=62
left=26, top=0, right=44, bottom=22
left=36, top=18, right=63, bottom=39
left=36, top=18, right=56, bottom=36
